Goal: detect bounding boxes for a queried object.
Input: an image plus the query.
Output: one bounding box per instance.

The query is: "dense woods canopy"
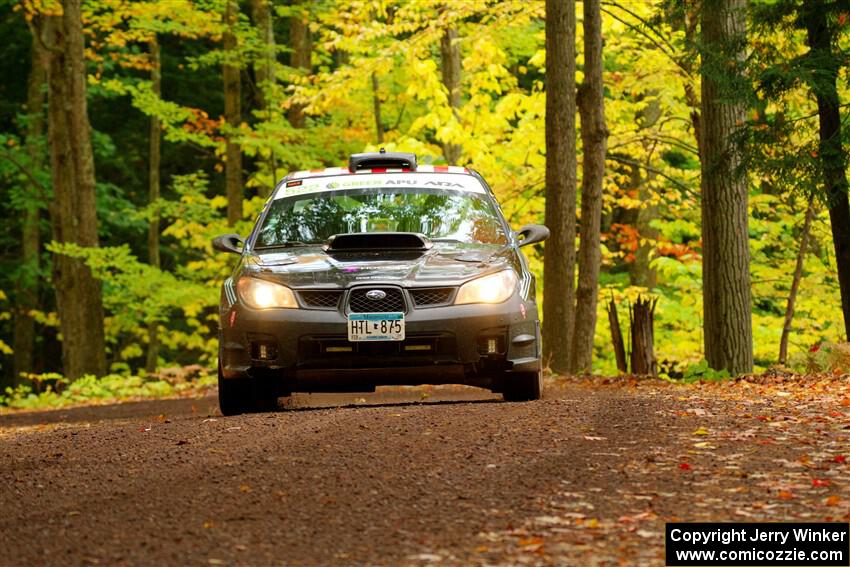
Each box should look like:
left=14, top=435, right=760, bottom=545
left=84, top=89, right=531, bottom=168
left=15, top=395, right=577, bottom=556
left=0, top=0, right=848, bottom=388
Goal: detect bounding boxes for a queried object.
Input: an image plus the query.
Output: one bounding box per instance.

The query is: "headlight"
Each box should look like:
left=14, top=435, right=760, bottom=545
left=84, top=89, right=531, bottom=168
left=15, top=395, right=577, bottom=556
left=237, top=277, right=298, bottom=309
left=455, top=270, right=518, bottom=305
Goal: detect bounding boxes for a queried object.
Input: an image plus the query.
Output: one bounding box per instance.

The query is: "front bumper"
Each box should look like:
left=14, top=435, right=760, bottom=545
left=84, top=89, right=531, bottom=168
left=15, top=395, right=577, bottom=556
left=219, top=293, right=541, bottom=392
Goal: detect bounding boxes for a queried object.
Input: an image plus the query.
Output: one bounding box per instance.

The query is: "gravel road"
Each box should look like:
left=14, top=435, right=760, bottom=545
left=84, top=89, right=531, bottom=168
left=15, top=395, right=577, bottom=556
left=2, top=379, right=847, bottom=566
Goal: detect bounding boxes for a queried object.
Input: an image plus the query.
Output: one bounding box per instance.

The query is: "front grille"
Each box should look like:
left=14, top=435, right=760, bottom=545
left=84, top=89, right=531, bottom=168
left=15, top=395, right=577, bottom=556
left=348, top=287, right=405, bottom=313
left=299, top=290, right=343, bottom=310
left=410, top=287, right=455, bottom=307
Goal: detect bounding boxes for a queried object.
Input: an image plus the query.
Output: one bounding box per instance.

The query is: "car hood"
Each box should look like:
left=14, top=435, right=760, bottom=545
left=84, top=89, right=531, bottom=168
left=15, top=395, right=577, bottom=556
left=240, top=243, right=513, bottom=288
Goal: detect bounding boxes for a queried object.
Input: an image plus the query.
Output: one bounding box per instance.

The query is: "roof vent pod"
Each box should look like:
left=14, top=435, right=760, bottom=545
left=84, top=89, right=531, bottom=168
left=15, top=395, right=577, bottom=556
left=349, top=149, right=417, bottom=172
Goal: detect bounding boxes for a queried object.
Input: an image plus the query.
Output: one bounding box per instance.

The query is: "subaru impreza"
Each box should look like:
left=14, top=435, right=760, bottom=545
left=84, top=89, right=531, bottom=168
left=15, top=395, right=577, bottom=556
left=213, top=151, right=548, bottom=414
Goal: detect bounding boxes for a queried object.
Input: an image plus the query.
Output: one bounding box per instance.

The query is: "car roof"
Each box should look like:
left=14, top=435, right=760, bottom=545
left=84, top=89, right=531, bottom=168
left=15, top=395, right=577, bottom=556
left=285, top=164, right=472, bottom=180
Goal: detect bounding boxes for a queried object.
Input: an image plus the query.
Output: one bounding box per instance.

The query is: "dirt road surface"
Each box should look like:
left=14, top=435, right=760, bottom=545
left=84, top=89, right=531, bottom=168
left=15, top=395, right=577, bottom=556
left=2, top=377, right=849, bottom=566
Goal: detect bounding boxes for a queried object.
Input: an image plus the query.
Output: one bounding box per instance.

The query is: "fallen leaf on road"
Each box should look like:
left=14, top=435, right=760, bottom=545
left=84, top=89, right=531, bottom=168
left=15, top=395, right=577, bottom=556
left=678, top=463, right=692, bottom=471
left=692, top=427, right=710, bottom=436
left=812, top=479, right=830, bottom=488
left=408, top=553, right=442, bottom=562
left=825, top=495, right=841, bottom=506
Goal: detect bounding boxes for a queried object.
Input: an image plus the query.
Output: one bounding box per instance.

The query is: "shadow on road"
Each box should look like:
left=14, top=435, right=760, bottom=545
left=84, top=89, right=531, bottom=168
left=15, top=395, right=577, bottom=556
left=0, top=386, right=502, bottom=429
left=283, top=397, right=503, bottom=413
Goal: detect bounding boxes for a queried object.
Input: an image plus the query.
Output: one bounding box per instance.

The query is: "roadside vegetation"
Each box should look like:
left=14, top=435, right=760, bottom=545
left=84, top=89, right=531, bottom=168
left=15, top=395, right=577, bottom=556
left=0, top=0, right=849, bottom=407
left=0, top=368, right=215, bottom=411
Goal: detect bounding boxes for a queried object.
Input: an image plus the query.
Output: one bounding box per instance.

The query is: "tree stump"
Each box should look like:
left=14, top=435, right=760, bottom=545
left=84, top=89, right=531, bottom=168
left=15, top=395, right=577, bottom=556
left=629, top=295, right=658, bottom=377
left=607, top=295, right=628, bottom=373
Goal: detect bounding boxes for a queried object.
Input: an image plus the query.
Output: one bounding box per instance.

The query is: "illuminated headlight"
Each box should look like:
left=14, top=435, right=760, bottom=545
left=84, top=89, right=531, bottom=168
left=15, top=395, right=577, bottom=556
left=455, top=270, right=517, bottom=305
left=237, top=278, right=298, bottom=309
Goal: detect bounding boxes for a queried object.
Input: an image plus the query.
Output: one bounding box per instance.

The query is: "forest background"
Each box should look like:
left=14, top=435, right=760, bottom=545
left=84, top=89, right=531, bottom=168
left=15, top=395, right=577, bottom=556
left=0, top=0, right=848, bottom=406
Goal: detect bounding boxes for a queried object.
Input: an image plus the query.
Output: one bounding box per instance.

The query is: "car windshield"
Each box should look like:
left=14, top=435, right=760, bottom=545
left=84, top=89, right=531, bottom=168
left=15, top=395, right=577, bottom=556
left=254, top=187, right=508, bottom=247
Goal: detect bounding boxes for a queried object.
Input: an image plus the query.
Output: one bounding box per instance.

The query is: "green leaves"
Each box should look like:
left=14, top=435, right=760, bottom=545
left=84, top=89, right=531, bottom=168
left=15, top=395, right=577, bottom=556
left=680, top=360, right=731, bottom=382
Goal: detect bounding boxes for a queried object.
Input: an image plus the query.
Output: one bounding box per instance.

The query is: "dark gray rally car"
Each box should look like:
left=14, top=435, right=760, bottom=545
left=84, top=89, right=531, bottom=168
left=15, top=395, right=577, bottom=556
left=213, top=152, right=548, bottom=415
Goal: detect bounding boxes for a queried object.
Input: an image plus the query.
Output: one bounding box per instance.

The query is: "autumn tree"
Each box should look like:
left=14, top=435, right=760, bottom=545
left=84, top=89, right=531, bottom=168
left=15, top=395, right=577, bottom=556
left=249, top=0, right=278, bottom=182
left=250, top=0, right=276, bottom=110
left=288, top=1, right=311, bottom=129
left=440, top=25, right=462, bottom=163
left=699, top=0, right=753, bottom=374
left=223, top=0, right=243, bottom=226
left=38, top=0, right=107, bottom=379
left=542, top=0, right=578, bottom=374
left=146, top=36, right=161, bottom=372
left=571, top=0, right=608, bottom=374
left=802, top=4, right=850, bottom=342
left=11, top=27, right=48, bottom=382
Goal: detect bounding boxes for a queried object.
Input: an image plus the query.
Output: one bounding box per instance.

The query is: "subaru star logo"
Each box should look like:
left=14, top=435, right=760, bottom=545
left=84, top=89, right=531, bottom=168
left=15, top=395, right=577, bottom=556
left=365, top=290, right=387, bottom=301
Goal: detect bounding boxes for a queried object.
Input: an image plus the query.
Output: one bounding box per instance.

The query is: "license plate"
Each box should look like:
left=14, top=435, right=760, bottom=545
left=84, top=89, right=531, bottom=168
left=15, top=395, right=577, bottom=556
left=347, top=312, right=405, bottom=342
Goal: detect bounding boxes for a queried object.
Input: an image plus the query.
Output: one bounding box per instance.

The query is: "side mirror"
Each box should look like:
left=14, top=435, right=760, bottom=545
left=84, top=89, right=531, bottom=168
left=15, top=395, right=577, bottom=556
left=212, top=233, right=244, bottom=254
left=514, top=224, right=550, bottom=248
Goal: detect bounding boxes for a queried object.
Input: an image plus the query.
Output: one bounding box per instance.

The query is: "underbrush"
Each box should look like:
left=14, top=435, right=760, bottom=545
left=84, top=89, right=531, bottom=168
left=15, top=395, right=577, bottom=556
left=805, top=342, right=850, bottom=374
left=0, top=369, right=216, bottom=411
left=664, top=341, right=850, bottom=383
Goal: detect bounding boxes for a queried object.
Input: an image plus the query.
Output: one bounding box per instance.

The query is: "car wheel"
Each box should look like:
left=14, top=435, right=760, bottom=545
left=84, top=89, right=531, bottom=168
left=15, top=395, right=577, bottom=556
left=218, top=372, right=254, bottom=416
left=502, top=370, right=543, bottom=402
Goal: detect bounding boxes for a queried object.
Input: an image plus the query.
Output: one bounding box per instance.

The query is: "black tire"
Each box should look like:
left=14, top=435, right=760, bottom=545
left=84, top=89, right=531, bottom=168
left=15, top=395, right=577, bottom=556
left=218, top=374, right=254, bottom=416
left=502, top=370, right=543, bottom=402
left=218, top=362, right=279, bottom=415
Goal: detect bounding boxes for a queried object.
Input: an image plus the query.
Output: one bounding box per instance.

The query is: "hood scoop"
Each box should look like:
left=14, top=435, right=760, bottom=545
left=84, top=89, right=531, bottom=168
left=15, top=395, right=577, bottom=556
left=324, top=232, right=433, bottom=253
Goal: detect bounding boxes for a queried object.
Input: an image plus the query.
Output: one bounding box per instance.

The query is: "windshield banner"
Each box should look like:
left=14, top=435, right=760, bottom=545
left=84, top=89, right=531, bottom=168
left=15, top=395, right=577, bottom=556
left=274, top=173, right=485, bottom=199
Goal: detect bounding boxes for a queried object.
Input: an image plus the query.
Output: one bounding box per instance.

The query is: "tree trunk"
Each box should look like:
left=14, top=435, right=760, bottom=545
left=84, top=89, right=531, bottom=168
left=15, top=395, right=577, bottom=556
left=779, top=199, right=815, bottom=365
left=287, top=1, right=311, bottom=129
left=146, top=37, right=161, bottom=373
left=630, top=98, right=663, bottom=289
left=440, top=27, right=462, bottom=164
left=630, top=295, right=657, bottom=377
left=542, top=0, right=578, bottom=374
left=805, top=9, right=850, bottom=342
left=571, top=0, right=608, bottom=374
left=631, top=172, right=659, bottom=289
left=372, top=72, right=384, bottom=144
left=13, top=31, right=48, bottom=383
left=249, top=0, right=275, bottom=109
left=607, top=296, right=628, bottom=373
left=42, top=0, right=107, bottom=379
left=223, top=0, right=243, bottom=226
left=682, top=4, right=702, bottom=159
left=250, top=0, right=278, bottom=186
left=699, top=0, right=753, bottom=374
